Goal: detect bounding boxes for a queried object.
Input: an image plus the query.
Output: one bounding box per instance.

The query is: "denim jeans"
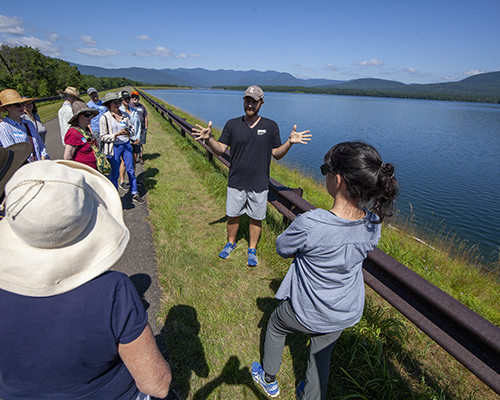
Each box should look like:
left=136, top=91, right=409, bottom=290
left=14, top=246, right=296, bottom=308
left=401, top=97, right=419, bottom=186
left=109, top=141, right=138, bottom=195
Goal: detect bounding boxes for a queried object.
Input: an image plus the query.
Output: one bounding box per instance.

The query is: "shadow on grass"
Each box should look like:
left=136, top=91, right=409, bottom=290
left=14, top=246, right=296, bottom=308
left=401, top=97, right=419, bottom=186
left=142, top=167, right=159, bottom=191
left=155, top=305, right=209, bottom=400
left=143, top=152, right=162, bottom=161
left=192, top=356, right=269, bottom=400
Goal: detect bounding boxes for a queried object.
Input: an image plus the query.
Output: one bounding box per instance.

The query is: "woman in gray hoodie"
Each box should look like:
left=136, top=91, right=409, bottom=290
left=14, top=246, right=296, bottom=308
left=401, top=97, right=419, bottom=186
left=252, top=142, right=399, bottom=400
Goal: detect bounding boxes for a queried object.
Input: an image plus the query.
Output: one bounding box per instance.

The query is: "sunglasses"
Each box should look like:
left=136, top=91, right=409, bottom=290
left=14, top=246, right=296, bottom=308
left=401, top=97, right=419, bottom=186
left=131, top=95, right=139, bottom=99
left=123, top=97, right=131, bottom=101
left=112, top=100, right=121, bottom=105
left=82, top=112, right=94, bottom=118
left=8, top=103, right=25, bottom=108
left=320, top=164, right=328, bottom=175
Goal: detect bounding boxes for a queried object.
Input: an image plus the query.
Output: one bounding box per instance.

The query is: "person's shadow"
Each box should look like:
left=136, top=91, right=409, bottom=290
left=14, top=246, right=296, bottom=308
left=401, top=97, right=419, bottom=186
left=192, top=356, right=269, bottom=400
left=155, top=305, right=209, bottom=400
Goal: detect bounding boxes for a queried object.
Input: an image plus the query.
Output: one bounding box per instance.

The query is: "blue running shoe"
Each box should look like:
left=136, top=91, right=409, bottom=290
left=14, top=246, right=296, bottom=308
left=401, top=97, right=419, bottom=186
left=247, top=248, right=258, bottom=266
left=251, top=362, right=279, bottom=397
left=296, top=380, right=305, bottom=400
left=219, top=242, right=236, bottom=259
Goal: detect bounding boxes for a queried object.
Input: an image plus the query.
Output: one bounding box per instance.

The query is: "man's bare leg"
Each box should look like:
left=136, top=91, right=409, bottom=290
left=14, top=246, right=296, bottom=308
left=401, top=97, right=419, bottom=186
left=249, top=218, right=262, bottom=249
left=227, top=216, right=240, bottom=244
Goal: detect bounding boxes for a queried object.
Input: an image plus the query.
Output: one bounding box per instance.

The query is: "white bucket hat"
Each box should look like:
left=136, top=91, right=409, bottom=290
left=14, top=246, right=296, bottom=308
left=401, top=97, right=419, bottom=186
left=0, top=160, right=129, bottom=297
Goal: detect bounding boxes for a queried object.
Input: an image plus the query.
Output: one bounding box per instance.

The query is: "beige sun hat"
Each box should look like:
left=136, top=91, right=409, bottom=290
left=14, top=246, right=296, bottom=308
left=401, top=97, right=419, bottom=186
left=0, top=89, right=35, bottom=112
left=57, top=86, right=84, bottom=102
left=0, top=160, right=129, bottom=297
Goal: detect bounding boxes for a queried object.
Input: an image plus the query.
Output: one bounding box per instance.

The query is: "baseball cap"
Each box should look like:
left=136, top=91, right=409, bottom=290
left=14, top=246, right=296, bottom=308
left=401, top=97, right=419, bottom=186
left=87, top=87, right=98, bottom=95
left=243, top=85, right=264, bottom=101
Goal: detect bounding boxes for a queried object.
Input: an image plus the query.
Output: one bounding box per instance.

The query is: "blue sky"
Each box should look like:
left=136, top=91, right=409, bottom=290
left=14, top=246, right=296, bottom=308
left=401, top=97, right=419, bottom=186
left=0, top=0, right=498, bottom=84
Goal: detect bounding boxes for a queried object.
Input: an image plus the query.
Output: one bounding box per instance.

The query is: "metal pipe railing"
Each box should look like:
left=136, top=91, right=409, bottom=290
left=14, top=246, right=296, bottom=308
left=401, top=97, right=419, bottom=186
left=138, top=89, right=500, bottom=395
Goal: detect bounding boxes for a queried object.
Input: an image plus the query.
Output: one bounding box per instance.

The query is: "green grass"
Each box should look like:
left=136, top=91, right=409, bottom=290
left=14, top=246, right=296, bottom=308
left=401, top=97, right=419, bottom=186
left=141, top=94, right=499, bottom=399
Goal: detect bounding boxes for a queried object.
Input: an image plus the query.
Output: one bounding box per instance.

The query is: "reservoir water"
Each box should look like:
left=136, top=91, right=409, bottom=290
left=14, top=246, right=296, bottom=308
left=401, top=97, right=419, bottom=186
left=146, top=89, right=500, bottom=264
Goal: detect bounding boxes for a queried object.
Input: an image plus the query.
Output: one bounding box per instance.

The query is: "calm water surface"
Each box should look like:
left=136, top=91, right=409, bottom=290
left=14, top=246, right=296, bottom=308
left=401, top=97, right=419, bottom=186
left=147, top=89, right=500, bottom=263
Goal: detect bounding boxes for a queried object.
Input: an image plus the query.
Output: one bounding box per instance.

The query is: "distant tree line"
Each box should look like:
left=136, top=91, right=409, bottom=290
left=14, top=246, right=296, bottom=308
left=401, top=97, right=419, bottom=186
left=214, top=85, right=500, bottom=104
left=0, top=45, right=142, bottom=98
left=139, top=83, right=180, bottom=88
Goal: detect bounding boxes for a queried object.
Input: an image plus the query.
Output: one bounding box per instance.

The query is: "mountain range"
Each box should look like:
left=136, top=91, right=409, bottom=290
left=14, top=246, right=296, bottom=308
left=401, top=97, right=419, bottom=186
left=71, top=63, right=500, bottom=100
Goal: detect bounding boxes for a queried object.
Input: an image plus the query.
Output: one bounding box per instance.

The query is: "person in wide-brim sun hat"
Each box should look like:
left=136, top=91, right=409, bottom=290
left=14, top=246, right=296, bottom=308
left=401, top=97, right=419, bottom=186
left=0, top=160, right=172, bottom=399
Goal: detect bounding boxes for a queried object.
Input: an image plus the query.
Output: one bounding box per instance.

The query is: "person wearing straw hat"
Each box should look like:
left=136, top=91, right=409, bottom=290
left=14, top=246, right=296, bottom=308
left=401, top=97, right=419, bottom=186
left=63, top=101, right=100, bottom=170
left=58, top=86, right=84, bottom=145
left=0, top=89, right=49, bottom=162
left=0, top=160, right=171, bottom=399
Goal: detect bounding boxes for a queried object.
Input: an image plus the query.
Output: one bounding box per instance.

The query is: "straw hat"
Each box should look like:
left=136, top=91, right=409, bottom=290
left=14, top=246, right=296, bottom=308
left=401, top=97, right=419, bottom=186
left=57, top=86, right=83, bottom=102
left=0, top=160, right=129, bottom=297
left=68, top=101, right=99, bottom=125
left=0, top=89, right=35, bottom=111
left=0, top=143, right=32, bottom=198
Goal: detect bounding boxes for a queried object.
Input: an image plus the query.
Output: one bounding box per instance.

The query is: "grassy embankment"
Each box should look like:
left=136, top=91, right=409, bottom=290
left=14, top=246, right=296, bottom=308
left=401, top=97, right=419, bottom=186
left=37, top=91, right=500, bottom=399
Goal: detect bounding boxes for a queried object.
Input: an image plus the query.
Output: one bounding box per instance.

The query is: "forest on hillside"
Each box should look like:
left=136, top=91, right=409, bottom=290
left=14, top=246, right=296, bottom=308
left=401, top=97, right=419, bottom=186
left=0, top=45, right=142, bottom=98
left=214, top=85, right=500, bottom=104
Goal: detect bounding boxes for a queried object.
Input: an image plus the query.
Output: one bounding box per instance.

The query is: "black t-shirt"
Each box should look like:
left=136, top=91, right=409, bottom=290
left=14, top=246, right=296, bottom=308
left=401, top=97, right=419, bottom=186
left=219, top=116, right=282, bottom=191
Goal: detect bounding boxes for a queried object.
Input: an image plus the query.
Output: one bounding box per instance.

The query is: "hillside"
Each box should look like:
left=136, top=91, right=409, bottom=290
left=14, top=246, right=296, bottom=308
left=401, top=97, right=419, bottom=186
left=71, top=63, right=345, bottom=87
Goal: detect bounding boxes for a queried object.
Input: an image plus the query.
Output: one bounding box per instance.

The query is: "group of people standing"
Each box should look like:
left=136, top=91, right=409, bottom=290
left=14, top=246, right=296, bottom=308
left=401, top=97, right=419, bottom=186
left=0, top=87, right=169, bottom=400
left=56, top=86, right=148, bottom=203
left=0, top=85, right=149, bottom=205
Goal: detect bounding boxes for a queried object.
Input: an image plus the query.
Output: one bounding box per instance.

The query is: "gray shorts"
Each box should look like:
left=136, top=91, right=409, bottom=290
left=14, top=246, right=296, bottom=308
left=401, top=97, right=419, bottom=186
left=226, top=187, right=268, bottom=220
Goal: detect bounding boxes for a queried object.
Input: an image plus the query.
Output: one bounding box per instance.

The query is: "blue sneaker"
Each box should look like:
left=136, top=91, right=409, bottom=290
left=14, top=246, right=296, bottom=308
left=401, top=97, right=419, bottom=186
left=247, top=248, right=258, bottom=266
left=296, top=380, right=305, bottom=400
left=251, top=362, right=279, bottom=397
left=219, top=242, right=236, bottom=259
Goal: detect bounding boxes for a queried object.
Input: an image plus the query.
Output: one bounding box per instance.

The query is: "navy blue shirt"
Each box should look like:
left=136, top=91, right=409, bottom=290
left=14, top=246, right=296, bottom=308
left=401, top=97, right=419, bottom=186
left=0, top=271, right=148, bottom=399
left=219, top=116, right=281, bottom=191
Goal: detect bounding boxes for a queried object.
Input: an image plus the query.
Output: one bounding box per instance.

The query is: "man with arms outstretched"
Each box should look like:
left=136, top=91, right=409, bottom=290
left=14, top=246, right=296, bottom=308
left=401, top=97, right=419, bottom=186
left=192, top=85, right=311, bottom=266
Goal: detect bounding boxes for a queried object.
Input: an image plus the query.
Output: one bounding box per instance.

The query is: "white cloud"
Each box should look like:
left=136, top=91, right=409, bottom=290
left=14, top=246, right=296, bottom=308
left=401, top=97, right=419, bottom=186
left=132, top=46, right=200, bottom=60
left=80, top=35, right=97, bottom=47
left=0, top=15, right=25, bottom=35
left=324, top=64, right=338, bottom=72
left=176, top=53, right=201, bottom=59
left=152, top=46, right=173, bottom=57
left=356, top=58, right=384, bottom=67
left=133, top=35, right=151, bottom=41
left=463, top=69, right=485, bottom=77
left=404, top=67, right=419, bottom=74
left=75, top=47, right=121, bottom=57
left=45, top=32, right=59, bottom=42
left=5, top=35, right=61, bottom=57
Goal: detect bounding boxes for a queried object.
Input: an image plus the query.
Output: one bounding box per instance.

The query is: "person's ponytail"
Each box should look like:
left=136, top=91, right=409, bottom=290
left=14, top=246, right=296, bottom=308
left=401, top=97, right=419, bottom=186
left=324, top=142, right=399, bottom=223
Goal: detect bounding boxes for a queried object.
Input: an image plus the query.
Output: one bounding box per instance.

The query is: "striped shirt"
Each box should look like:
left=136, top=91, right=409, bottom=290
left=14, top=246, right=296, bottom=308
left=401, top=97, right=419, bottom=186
left=0, top=117, right=50, bottom=161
